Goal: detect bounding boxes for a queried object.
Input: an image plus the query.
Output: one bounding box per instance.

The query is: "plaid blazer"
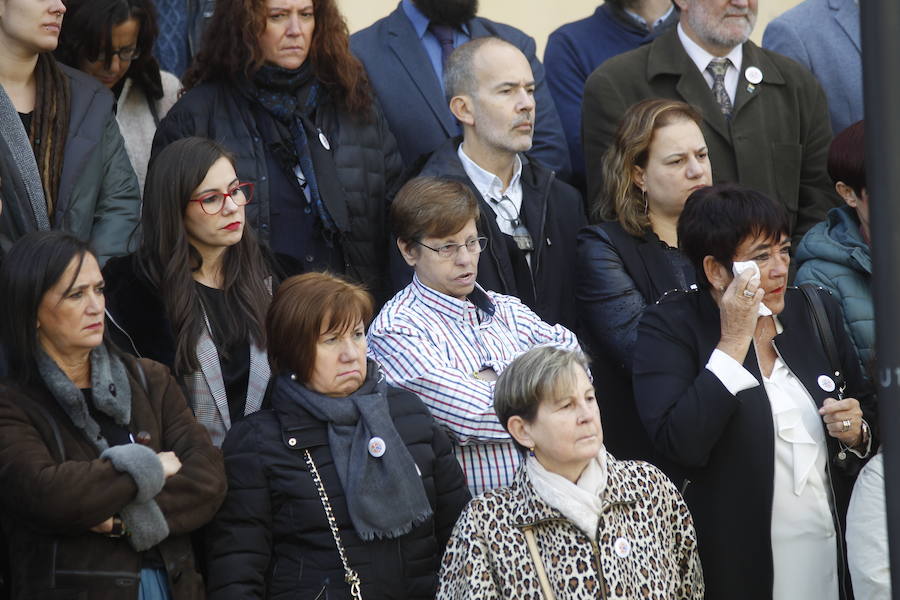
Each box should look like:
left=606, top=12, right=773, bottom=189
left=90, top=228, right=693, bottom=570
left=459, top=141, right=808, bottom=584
left=186, top=318, right=270, bottom=448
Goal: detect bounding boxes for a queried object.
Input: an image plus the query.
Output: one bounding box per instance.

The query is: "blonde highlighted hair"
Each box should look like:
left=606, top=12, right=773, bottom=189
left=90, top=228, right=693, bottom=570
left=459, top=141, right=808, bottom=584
left=595, top=99, right=703, bottom=235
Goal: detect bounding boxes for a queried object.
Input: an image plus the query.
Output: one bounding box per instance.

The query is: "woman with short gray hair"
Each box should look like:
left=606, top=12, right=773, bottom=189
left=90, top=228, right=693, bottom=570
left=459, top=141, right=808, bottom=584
left=437, top=346, right=704, bottom=600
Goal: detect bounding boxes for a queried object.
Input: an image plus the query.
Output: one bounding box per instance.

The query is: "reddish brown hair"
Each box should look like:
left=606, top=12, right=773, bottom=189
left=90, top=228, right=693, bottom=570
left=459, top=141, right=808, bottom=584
left=828, top=120, right=866, bottom=195
left=183, top=0, right=371, bottom=113
left=391, top=176, right=480, bottom=244
left=266, top=272, right=374, bottom=381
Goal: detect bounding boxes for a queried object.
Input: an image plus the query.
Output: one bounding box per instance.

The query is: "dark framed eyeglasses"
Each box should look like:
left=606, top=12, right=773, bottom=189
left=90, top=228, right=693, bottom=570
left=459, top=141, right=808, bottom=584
left=96, top=46, right=141, bottom=62
left=191, top=182, right=254, bottom=215
left=417, top=236, right=488, bottom=259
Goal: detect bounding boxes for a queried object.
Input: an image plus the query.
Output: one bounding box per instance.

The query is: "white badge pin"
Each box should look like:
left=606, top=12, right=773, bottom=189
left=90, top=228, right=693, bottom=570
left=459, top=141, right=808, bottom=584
left=368, top=436, right=386, bottom=458
left=745, top=66, right=763, bottom=85
left=318, top=131, right=331, bottom=151
left=613, top=536, right=632, bottom=558
left=818, top=375, right=836, bottom=393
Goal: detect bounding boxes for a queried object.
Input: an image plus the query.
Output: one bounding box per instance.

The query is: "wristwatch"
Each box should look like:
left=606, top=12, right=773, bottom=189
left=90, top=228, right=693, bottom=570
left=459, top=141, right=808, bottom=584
left=108, top=515, right=128, bottom=538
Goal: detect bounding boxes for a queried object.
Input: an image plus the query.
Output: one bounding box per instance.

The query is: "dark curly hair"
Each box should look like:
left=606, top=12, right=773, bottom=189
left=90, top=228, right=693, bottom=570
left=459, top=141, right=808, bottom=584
left=54, top=0, right=164, bottom=100
left=183, top=0, right=371, bottom=113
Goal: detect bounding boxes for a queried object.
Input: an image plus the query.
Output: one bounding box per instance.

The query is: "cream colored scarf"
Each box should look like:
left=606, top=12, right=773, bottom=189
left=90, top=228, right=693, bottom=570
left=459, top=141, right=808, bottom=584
left=526, top=447, right=609, bottom=539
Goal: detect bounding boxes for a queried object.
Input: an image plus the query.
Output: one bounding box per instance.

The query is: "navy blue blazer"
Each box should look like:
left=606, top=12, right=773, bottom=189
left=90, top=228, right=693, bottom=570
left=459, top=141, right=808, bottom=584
left=350, top=3, right=570, bottom=180
left=763, top=0, right=862, bottom=136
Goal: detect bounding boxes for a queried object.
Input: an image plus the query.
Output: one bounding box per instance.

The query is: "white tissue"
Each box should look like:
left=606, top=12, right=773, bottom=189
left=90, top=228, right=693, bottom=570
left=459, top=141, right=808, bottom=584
left=732, top=260, right=773, bottom=316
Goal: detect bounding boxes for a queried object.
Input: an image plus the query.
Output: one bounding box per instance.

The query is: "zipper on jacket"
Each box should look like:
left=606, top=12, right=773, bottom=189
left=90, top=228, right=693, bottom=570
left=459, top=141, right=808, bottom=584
left=530, top=169, right=554, bottom=281
left=589, top=539, right=609, bottom=600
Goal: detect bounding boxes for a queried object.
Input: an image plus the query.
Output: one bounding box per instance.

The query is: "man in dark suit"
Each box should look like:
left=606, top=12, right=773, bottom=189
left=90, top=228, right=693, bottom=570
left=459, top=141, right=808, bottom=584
left=350, top=0, right=571, bottom=180
left=581, top=0, right=838, bottom=250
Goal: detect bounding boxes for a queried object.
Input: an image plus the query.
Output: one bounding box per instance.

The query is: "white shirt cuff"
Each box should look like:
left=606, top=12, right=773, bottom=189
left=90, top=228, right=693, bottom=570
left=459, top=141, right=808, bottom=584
left=844, top=419, right=873, bottom=459
left=705, top=349, right=760, bottom=396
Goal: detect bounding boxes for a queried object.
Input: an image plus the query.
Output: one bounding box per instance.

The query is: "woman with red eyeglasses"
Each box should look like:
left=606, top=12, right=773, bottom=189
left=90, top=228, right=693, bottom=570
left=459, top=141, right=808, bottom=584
left=103, top=136, right=274, bottom=446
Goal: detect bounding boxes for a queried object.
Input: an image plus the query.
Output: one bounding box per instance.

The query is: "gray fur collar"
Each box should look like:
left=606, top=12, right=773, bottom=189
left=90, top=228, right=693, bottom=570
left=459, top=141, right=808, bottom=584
left=37, top=345, right=132, bottom=452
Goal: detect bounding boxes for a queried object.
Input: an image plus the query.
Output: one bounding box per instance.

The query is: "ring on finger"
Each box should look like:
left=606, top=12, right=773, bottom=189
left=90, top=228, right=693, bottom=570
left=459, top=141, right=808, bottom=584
left=841, top=419, right=851, bottom=433
left=742, top=289, right=755, bottom=298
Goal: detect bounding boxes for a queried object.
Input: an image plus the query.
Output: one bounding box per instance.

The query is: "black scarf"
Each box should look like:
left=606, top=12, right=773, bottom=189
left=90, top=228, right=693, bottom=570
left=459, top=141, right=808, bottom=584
left=251, top=62, right=337, bottom=232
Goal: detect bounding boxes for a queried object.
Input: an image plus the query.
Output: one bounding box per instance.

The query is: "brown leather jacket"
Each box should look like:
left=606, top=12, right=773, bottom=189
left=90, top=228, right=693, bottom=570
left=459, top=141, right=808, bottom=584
left=0, top=353, right=226, bottom=600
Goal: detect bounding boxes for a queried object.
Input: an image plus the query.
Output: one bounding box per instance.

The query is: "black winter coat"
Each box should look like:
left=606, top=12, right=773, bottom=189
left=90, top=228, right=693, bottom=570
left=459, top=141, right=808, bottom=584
left=575, top=222, right=694, bottom=474
left=205, top=372, right=471, bottom=599
left=151, top=79, right=403, bottom=303
left=414, top=137, right=585, bottom=330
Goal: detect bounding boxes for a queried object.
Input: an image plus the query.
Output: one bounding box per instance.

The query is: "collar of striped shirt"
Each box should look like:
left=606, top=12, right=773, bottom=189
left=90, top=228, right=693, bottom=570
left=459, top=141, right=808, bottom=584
left=411, top=273, right=497, bottom=321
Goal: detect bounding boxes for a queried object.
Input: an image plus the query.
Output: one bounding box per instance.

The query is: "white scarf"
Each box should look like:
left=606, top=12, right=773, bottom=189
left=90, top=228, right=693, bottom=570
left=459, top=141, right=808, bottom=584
left=526, top=447, right=609, bottom=539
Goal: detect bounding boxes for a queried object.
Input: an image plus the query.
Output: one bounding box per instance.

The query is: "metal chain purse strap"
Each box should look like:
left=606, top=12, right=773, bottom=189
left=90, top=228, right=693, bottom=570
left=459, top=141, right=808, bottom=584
left=302, top=449, right=363, bottom=600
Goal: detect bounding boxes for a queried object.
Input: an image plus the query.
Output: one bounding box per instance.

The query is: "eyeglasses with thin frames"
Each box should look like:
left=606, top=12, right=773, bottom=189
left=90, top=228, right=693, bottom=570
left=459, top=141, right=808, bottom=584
left=191, top=182, right=254, bottom=215
left=95, top=47, right=141, bottom=62
left=416, top=236, right=488, bottom=260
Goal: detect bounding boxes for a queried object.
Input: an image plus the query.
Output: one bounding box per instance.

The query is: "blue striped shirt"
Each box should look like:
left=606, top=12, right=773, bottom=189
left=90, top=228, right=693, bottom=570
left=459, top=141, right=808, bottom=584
left=367, top=275, right=580, bottom=495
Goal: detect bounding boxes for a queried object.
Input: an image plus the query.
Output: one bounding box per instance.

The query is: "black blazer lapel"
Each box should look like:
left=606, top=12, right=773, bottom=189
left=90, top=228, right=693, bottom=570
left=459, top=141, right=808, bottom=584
left=772, top=291, right=835, bottom=409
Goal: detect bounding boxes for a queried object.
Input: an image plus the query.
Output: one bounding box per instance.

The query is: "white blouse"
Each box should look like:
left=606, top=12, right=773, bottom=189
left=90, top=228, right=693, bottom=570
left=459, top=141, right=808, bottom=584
left=705, top=318, right=838, bottom=600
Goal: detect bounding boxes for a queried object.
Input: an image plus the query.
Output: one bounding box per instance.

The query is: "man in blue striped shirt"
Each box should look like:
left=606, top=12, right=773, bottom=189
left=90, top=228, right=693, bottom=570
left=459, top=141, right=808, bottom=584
left=368, top=176, right=581, bottom=496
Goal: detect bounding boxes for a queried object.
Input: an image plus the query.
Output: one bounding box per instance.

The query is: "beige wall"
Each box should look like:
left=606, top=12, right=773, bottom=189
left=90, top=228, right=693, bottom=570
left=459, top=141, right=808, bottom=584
left=339, top=1, right=803, bottom=57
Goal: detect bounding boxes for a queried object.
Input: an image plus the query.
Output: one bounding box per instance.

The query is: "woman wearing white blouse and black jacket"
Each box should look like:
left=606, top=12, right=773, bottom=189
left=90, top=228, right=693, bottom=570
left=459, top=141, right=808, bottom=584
left=633, top=183, right=876, bottom=600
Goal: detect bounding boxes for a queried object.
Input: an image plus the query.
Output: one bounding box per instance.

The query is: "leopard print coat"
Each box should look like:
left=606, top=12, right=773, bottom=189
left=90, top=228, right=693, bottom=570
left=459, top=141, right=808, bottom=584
left=437, top=455, right=704, bottom=599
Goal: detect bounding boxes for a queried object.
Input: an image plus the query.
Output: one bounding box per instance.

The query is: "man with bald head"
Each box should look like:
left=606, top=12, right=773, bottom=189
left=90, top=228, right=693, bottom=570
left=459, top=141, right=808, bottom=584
left=415, top=37, right=584, bottom=330
left=582, top=0, right=838, bottom=252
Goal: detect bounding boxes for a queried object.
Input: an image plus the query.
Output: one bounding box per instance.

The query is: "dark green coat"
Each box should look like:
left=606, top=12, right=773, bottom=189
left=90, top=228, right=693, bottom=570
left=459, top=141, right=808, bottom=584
left=581, top=28, right=839, bottom=248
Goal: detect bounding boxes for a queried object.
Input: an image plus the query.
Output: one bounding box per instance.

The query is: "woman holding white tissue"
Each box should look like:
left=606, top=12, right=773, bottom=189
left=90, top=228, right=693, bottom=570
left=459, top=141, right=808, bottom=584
left=632, top=183, right=877, bottom=600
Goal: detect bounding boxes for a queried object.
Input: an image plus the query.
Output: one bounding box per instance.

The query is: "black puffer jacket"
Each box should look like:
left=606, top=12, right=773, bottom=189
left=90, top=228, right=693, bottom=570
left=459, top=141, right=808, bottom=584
left=206, top=367, right=471, bottom=599
left=151, top=79, right=402, bottom=303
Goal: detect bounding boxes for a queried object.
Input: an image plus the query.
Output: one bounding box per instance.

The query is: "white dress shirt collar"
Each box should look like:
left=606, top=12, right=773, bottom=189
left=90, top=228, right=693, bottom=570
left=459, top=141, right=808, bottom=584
left=457, top=144, right=522, bottom=200
left=458, top=144, right=525, bottom=241
left=677, top=23, right=743, bottom=103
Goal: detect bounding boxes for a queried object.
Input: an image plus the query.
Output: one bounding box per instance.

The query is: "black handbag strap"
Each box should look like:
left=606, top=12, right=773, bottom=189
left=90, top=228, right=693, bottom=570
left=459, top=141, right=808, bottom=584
left=799, top=283, right=845, bottom=398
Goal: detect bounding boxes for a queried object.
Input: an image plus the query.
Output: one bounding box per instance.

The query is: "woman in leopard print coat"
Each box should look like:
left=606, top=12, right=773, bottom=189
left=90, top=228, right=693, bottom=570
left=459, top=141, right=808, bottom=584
left=437, top=347, right=703, bottom=600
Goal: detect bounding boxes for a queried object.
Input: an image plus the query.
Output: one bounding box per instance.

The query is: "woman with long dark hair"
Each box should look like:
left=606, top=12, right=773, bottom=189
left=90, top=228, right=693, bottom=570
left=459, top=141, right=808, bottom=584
left=104, top=137, right=272, bottom=446
left=0, top=0, right=140, bottom=263
left=0, top=230, right=225, bottom=599
left=54, top=0, right=180, bottom=191
left=152, top=0, right=402, bottom=303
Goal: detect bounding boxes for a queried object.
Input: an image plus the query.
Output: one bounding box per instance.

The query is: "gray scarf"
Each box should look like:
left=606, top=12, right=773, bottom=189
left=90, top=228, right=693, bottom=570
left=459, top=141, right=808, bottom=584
left=287, top=360, right=433, bottom=541
left=36, top=344, right=131, bottom=452
left=37, top=345, right=171, bottom=552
